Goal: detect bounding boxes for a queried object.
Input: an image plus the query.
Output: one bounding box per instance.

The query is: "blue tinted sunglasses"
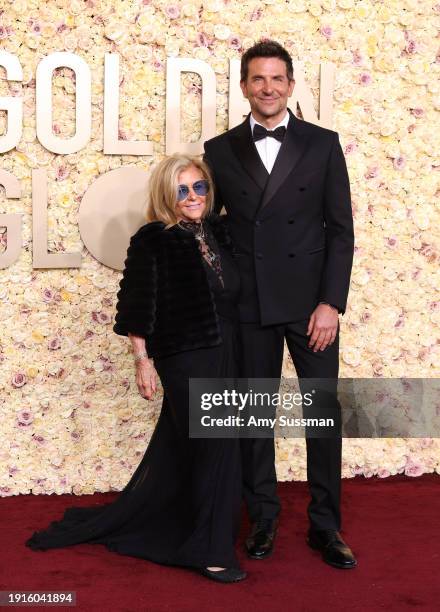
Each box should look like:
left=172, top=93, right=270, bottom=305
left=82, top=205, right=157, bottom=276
left=177, top=179, right=210, bottom=202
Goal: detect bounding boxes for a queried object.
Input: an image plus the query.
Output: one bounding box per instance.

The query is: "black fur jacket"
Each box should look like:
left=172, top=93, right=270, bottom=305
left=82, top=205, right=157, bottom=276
left=113, top=214, right=235, bottom=359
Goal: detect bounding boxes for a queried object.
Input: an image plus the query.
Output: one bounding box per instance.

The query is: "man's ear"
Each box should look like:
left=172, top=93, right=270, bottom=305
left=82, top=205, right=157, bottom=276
left=288, top=78, right=295, bottom=96
left=240, top=80, right=248, bottom=99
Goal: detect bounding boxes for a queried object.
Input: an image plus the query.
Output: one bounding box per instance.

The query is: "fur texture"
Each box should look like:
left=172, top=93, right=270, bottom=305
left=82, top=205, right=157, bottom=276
left=113, top=214, right=234, bottom=358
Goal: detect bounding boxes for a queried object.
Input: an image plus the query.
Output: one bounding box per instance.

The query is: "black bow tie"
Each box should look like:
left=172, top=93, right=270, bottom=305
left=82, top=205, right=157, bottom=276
left=252, top=124, right=286, bottom=143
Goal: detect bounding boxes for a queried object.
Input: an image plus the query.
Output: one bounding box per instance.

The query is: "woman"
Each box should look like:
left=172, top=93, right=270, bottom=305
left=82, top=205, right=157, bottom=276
left=25, top=155, right=246, bottom=583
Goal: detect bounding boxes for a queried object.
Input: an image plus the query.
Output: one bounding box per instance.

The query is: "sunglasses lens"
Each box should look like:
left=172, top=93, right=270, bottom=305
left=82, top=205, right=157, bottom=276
left=177, top=185, right=189, bottom=201
left=193, top=180, right=209, bottom=196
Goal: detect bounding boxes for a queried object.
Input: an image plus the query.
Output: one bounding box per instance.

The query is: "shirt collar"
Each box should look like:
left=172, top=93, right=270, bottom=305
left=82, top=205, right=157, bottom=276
left=250, top=110, right=289, bottom=133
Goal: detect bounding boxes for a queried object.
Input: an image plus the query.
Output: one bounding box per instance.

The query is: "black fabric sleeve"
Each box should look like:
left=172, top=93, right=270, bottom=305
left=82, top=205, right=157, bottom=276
left=318, top=133, right=354, bottom=316
left=113, top=228, right=158, bottom=338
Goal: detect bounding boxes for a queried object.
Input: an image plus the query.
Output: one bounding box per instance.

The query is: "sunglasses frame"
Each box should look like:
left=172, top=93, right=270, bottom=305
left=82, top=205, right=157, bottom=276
left=177, top=179, right=210, bottom=202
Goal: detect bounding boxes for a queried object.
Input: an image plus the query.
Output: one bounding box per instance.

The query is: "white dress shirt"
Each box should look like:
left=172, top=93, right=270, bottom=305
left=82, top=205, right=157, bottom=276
left=250, top=111, right=289, bottom=174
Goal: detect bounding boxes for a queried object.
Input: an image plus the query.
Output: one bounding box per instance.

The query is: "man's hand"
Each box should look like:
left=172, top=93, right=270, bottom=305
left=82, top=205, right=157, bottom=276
left=307, top=303, right=339, bottom=352
left=135, top=358, right=157, bottom=399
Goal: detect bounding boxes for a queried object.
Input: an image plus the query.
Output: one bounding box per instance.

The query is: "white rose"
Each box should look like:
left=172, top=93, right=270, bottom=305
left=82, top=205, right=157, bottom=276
left=214, top=24, right=231, bottom=41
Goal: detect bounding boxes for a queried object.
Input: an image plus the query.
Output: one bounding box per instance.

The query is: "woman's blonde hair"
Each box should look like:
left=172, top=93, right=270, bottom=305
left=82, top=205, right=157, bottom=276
left=145, top=154, right=215, bottom=226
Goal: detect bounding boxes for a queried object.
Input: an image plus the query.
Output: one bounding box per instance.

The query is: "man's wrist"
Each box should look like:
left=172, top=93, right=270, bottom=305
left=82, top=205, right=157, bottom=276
left=318, top=301, right=340, bottom=313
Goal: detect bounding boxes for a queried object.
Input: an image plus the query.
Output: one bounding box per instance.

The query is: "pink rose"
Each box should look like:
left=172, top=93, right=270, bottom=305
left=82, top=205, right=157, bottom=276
left=320, top=26, right=333, bottom=39
left=42, top=288, right=55, bottom=303
left=386, top=236, right=397, bottom=247
left=164, top=4, right=180, bottom=19
left=420, top=243, right=437, bottom=264
left=345, top=142, right=357, bottom=154
left=152, top=59, right=164, bottom=72
left=229, top=37, right=241, bottom=50
left=196, top=33, right=209, bottom=47
left=100, top=357, right=113, bottom=372
left=17, top=409, right=33, bottom=426
left=30, top=22, right=42, bottom=35
left=372, top=361, right=384, bottom=377
left=250, top=7, right=262, bottom=21
left=361, top=311, right=371, bottom=323
left=97, top=311, right=111, bottom=325
left=352, top=49, right=363, bottom=66
left=19, top=304, right=31, bottom=315
left=11, top=371, right=27, bottom=388
left=364, top=166, right=379, bottom=180
left=404, top=458, right=424, bottom=477
left=48, top=337, right=62, bottom=350
left=394, top=314, right=405, bottom=328
left=359, top=73, right=372, bottom=86
left=56, top=165, right=70, bottom=181
left=411, top=267, right=422, bottom=280
left=393, top=156, right=406, bottom=170
left=405, top=40, right=417, bottom=54
left=377, top=468, right=390, bottom=478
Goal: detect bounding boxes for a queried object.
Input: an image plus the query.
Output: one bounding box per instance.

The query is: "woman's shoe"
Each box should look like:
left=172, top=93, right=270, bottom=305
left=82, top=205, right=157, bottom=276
left=199, top=567, right=247, bottom=583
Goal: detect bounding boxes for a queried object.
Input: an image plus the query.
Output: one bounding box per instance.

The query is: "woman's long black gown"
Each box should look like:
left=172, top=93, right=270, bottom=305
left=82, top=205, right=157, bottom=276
left=25, top=222, right=243, bottom=570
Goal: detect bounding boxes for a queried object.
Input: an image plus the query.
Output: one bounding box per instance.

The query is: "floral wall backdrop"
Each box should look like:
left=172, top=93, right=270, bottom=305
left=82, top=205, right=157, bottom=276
left=0, top=0, right=439, bottom=496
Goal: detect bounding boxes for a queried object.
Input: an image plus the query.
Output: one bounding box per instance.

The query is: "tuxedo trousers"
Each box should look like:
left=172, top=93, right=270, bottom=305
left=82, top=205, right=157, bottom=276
left=239, top=318, right=342, bottom=531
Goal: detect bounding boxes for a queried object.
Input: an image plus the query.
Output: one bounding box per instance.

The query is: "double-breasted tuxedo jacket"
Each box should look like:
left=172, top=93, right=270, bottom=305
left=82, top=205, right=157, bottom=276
left=203, top=108, right=354, bottom=325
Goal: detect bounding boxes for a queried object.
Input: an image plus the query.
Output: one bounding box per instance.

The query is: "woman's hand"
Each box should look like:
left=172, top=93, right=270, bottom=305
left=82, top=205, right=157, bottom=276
left=135, top=358, right=157, bottom=400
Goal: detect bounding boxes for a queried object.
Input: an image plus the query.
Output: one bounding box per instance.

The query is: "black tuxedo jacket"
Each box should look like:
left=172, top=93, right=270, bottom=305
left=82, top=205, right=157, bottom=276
left=203, top=108, right=354, bottom=325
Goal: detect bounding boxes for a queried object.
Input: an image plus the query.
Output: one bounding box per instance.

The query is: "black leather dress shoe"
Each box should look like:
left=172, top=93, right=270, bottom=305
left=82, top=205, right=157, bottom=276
left=245, top=518, right=278, bottom=560
left=199, top=568, right=247, bottom=583
left=307, top=529, right=357, bottom=569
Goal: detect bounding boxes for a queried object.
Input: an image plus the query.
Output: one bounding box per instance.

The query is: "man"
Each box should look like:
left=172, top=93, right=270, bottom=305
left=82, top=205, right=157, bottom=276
left=203, top=40, right=356, bottom=569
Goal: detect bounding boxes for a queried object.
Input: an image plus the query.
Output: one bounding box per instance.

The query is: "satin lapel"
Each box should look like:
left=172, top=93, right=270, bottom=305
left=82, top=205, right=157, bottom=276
left=228, top=115, right=269, bottom=192
left=258, top=111, right=310, bottom=212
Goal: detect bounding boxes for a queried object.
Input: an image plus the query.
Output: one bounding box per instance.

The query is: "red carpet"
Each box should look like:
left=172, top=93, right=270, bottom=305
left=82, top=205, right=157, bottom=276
left=2, top=475, right=439, bottom=611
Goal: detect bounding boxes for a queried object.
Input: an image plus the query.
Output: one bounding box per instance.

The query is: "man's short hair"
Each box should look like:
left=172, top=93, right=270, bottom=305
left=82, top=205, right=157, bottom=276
left=240, top=40, right=294, bottom=82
